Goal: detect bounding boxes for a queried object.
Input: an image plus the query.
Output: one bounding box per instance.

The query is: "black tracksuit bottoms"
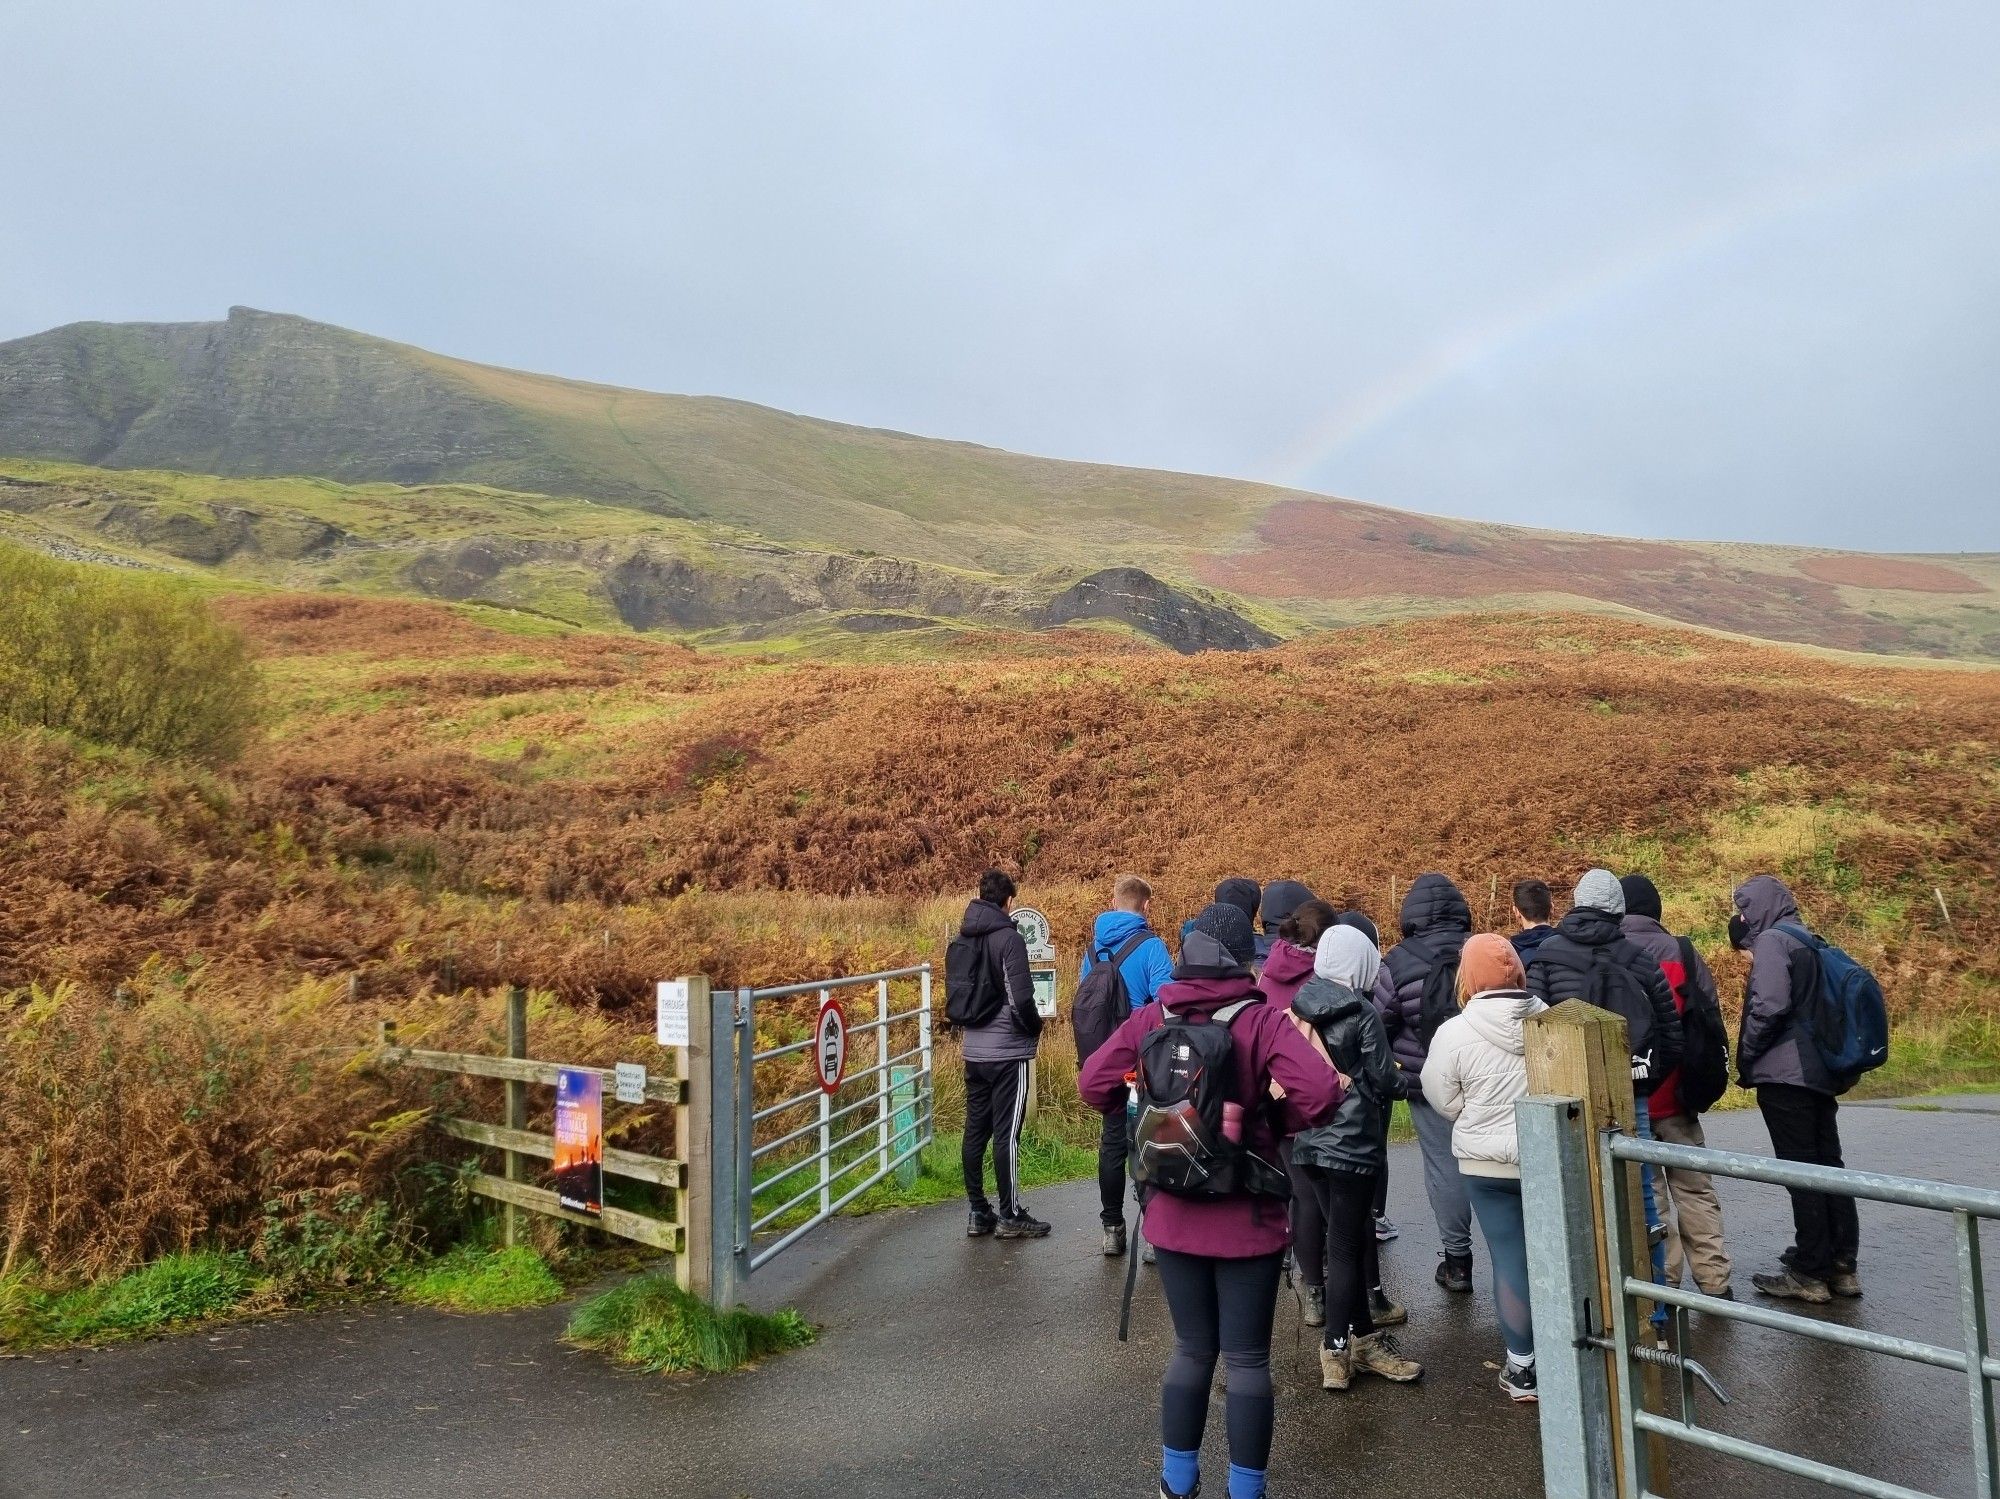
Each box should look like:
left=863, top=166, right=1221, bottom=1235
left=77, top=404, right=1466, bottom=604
left=1098, top=1101, right=1130, bottom=1228
left=962, top=1059, right=1031, bottom=1217
left=1757, top=1082, right=1860, bottom=1278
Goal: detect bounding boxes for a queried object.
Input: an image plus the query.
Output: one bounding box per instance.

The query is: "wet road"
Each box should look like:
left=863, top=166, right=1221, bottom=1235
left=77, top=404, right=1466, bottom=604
left=3, top=1099, right=1995, bottom=1498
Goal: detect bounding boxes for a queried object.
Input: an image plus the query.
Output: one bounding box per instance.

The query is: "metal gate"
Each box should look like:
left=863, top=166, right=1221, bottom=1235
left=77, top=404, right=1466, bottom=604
left=1521, top=1096, right=2000, bottom=1499
left=730, top=965, right=934, bottom=1278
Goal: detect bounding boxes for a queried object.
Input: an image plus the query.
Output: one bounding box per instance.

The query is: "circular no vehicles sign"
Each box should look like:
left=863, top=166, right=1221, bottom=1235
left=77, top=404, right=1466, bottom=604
left=814, top=997, right=848, bottom=1094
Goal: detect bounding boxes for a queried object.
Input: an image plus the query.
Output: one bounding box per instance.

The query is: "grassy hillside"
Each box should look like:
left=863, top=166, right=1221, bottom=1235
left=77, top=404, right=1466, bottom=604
left=3, top=310, right=1998, bottom=658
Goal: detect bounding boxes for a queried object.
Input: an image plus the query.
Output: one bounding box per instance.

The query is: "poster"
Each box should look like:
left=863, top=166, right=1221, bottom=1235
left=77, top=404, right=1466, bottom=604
left=552, top=1067, right=604, bottom=1216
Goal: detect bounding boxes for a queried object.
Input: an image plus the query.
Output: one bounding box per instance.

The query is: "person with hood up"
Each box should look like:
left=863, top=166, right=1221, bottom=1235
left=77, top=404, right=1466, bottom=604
left=1339, top=908, right=1403, bottom=1244
left=1379, top=872, right=1478, bottom=1291
left=1733, top=874, right=1862, bottom=1303
left=1183, top=876, right=1262, bottom=960
left=1080, top=874, right=1177, bottom=1256
left=1422, top=934, right=1548, bottom=1403
left=1256, top=879, right=1315, bottom=967
left=1291, top=923, right=1421, bottom=1391
left=1620, top=873, right=1734, bottom=1299
left=956, top=868, right=1051, bottom=1240
left=1078, top=902, right=1342, bottom=1499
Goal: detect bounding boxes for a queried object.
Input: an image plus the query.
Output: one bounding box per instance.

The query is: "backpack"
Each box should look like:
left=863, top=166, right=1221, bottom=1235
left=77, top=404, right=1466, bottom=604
left=1391, top=935, right=1462, bottom=1049
left=1583, top=946, right=1662, bottom=1084
left=1129, top=1000, right=1291, bottom=1202
left=1664, top=937, right=1730, bottom=1114
left=944, top=929, right=1004, bottom=1029
left=1776, top=923, right=1890, bottom=1085
left=1071, top=929, right=1150, bottom=1064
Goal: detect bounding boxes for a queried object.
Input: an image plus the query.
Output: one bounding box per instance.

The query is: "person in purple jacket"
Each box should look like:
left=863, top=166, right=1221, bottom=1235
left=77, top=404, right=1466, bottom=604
left=1079, top=902, right=1341, bottom=1499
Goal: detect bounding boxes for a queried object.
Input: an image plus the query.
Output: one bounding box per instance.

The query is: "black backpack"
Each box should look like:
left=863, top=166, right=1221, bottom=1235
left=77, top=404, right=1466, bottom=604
left=1072, top=929, right=1150, bottom=1064
left=944, top=930, right=1004, bottom=1029
left=1129, top=1000, right=1291, bottom=1202
left=1584, top=946, right=1661, bottom=1083
left=1666, top=937, right=1730, bottom=1114
left=1392, top=935, right=1463, bottom=1049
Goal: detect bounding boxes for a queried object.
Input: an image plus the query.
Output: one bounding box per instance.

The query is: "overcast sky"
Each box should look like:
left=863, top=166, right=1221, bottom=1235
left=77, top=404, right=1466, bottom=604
left=4, top=3, right=1996, bottom=551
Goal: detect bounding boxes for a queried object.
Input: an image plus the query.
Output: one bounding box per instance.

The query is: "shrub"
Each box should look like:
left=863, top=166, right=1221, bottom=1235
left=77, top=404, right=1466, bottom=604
left=564, top=1273, right=813, bottom=1374
left=0, top=544, right=261, bottom=763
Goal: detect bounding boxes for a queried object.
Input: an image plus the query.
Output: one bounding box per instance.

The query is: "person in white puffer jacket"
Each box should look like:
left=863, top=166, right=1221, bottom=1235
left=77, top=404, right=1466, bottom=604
left=1421, top=933, right=1547, bottom=1404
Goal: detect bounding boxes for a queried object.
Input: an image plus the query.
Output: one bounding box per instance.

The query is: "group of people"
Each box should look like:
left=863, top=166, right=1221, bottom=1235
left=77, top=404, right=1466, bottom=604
left=952, top=865, right=1866, bottom=1499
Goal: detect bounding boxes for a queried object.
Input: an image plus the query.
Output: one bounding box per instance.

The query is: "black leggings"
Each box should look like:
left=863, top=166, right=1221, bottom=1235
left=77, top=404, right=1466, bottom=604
left=1152, top=1248, right=1285, bottom=1473
left=1301, top=1166, right=1379, bottom=1345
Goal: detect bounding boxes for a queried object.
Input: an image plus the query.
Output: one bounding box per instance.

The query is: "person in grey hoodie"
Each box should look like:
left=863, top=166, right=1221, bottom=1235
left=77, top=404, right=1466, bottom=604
left=956, top=869, right=1050, bottom=1240
left=1734, top=874, right=1861, bottom=1303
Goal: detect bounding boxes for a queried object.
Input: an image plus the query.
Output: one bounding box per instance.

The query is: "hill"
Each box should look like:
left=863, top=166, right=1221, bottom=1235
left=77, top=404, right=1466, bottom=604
left=2, top=308, right=1998, bottom=658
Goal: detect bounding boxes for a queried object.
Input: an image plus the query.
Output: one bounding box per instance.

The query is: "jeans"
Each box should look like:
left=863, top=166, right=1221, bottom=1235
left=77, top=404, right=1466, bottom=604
left=1408, top=1097, right=1473, bottom=1258
left=1098, top=1101, right=1130, bottom=1227
left=1636, top=1097, right=1668, bottom=1323
left=1152, top=1248, right=1285, bottom=1477
left=1300, top=1166, right=1379, bottom=1346
left=1465, top=1175, right=1533, bottom=1360
left=962, top=1059, right=1031, bottom=1217
left=1757, top=1083, right=1860, bottom=1278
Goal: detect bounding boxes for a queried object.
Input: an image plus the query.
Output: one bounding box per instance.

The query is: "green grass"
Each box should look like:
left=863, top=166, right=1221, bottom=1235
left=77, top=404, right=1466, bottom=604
left=1, top=1252, right=255, bottom=1348
left=394, top=1244, right=565, bottom=1313
left=564, top=1274, right=814, bottom=1374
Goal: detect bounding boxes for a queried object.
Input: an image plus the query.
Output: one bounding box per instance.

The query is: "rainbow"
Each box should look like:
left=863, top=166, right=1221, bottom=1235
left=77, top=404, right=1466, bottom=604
left=1268, top=124, right=2000, bottom=492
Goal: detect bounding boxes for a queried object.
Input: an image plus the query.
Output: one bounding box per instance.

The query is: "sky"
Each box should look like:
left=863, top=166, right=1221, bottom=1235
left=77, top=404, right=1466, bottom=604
left=2, top=3, right=1996, bottom=551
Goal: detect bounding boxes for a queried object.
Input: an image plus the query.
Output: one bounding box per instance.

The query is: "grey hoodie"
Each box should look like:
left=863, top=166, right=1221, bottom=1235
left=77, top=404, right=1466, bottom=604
left=1734, top=875, right=1834, bottom=1094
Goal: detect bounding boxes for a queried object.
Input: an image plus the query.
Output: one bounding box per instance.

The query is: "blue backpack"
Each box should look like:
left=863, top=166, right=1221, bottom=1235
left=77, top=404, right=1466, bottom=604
left=1776, top=924, right=1889, bottom=1083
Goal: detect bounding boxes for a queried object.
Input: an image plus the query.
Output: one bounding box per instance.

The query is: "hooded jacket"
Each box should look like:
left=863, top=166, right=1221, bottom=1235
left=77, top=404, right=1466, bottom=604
left=1734, top=875, right=1834, bottom=1094
left=1290, top=978, right=1400, bottom=1174
left=1421, top=988, right=1548, bottom=1177
left=956, top=898, right=1040, bottom=1064
left=1619, top=912, right=1721, bottom=1119
left=1378, top=874, right=1474, bottom=1078
left=1256, top=939, right=1317, bottom=1011
left=1077, top=975, right=1342, bottom=1258
left=1079, top=910, right=1174, bottom=1013
left=1526, top=906, right=1684, bottom=1096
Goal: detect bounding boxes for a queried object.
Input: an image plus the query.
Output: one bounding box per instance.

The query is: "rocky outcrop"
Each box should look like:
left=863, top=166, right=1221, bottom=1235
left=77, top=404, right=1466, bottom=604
left=1038, top=567, right=1276, bottom=653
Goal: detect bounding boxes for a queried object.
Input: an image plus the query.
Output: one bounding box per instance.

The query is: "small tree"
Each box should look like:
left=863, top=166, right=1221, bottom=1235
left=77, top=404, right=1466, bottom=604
left=0, top=544, right=261, bottom=763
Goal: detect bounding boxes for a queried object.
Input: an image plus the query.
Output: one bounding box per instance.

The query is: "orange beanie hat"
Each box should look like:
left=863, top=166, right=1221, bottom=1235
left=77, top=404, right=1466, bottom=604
left=1458, top=932, right=1525, bottom=1000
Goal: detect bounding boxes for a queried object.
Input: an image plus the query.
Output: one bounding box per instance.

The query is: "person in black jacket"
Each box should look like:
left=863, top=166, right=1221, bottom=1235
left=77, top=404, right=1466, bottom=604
left=1525, top=868, right=1684, bottom=1092
left=957, top=869, right=1049, bottom=1240
left=1509, top=879, right=1556, bottom=967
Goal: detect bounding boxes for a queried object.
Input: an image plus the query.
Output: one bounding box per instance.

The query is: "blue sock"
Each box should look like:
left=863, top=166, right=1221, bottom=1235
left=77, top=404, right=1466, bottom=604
left=1161, top=1446, right=1199, bottom=1497
left=1227, top=1461, right=1267, bottom=1499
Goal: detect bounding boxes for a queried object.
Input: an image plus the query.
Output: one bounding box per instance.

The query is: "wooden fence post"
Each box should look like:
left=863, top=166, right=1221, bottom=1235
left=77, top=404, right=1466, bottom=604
left=503, top=984, right=528, bottom=1249
left=677, top=975, right=718, bottom=1301
left=1525, top=999, right=1668, bottom=1493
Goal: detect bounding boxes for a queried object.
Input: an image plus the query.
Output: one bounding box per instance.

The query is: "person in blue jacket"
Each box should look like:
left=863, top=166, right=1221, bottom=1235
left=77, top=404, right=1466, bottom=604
left=1081, top=873, right=1176, bottom=1256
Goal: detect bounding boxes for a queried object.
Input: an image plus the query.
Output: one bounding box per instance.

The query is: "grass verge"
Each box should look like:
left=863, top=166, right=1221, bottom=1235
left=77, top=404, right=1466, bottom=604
left=1, top=1251, right=256, bottom=1348
left=564, top=1274, right=814, bottom=1374
left=394, top=1244, right=564, bottom=1313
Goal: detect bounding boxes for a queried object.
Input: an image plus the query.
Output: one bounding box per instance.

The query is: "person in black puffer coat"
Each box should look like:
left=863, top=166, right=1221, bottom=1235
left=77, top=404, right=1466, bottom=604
left=1378, top=873, right=1476, bottom=1290
left=1525, top=868, right=1684, bottom=1095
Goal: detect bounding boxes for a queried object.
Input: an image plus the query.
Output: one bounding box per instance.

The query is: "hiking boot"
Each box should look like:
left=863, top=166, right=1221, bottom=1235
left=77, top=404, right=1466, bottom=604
left=1351, top=1331, right=1423, bottom=1383
left=1368, top=1288, right=1408, bottom=1327
left=1829, top=1262, right=1863, bottom=1299
left=1436, top=1253, right=1474, bottom=1293
left=1374, top=1213, right=1399, bottom=1242
left=1102, top=1222, right=1128, bottom=1257
left=1753, top=1268, right=1832, bottom=1304
left=1500, top=1361, right=1539, bottom=1403
left=1159, top=1483, right=1200, bottom=1499
left=967, top=1208, right=998, bottom=1237
left=1319, top=1342, right=1353, bottom=1391
left=1300, top=1284, right=1326, bottom=1328
left=995, top=1209, right=1051, bottom=1239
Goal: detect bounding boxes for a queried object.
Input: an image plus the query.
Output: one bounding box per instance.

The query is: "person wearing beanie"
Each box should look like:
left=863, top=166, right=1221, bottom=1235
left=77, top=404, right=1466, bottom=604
left=1618, top=873, right=1734, bottom=1299
left=1077, top=902, right=1343, bottom=1499
left=1290, top=924, right=1422, bottom=1392
left=1182, top=877, right=1263, bottom=964
left=1420, top=933, right=1547, bottom=1403
left=1338, top=907, right=1402, bottom=1245
left=1379, top=872, right=1478, bottom=1292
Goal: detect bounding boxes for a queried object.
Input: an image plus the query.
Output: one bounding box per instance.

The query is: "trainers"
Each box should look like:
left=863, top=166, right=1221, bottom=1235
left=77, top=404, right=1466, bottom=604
left=1159, top=1483, right=1200, bottom=1499
left=1500, top=1361, right=1539, bottom=1403
left=1436, top=1253, right=1474, bottom=1294
left=1351, top=1331, right=1423, bottom=1383
left=1753, top=1268, right=1832, bottom=1304
left=1319, top=1342, right=1353, bottom=1391
left=967, top=1208, right=998, bottom=1237
left=1374, top=1213, right=1399, bottom=1242
left=995, top=1209, right=1051, bottom=1239
left=1829, top=1261, right=1863, bottom=1299
left=1301, top=1285, right=1326, bottom=1328
left=1368, top=1288, right=1408, bottom=1327
left=1143, top=1241, right=1157, bottom=1265
left=1102, top=1222, right=1128, bottom=1257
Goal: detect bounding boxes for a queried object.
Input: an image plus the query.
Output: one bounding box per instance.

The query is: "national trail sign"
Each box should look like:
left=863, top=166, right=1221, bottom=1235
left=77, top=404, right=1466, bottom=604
left=1012, top=905, right=1055, bottom=961
left=814, top=996, right=848, bottom=1094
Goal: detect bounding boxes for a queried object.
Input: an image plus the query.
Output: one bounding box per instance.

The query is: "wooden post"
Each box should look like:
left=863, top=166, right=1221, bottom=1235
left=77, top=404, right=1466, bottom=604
left=1525, top=1000, right=1668, bottom=1492
left=677, top=975, right=717, bottom=1299
left=503, top=984, right=528, bottom=1249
